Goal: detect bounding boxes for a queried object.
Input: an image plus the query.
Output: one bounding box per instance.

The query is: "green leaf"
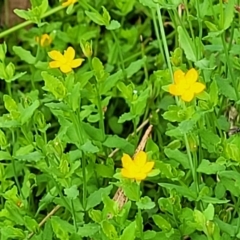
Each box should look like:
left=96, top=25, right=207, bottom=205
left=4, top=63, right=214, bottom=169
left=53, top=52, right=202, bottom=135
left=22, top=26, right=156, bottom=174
left=100, top=70, right=123, bottom=94
left=95, top=163, right=114, bottom=178
left=197, top=159, right=225, bottom=174
left=92, top=57, right=109, bottom=82
left=12, top=46, right=36, bottom=64
left=204, top=21, right=219, bottom=32
left=101, top=220, right=118, bottom=239
left=0, top=151, right=12, bottom=160
left=70, top=82, right=81, bottom=111
left=0, top=42, right=7, bottom=61
left=209, top=80, right=218, bottom=106
left=102, top=6, right=111, bottom=25
left=103, top=135, right=134, bottom=153
left=159, top=183, right=197, bottom=200
left=24, top=216, right=39, bottom=232
left=51, top=216, right=75, bottom=240
left=15, top=145, right=34, bottom=156
left=118, top=112, right=135, bottom=123
left=199, top=129, right=221, bottom=153
left=164, top=148, right=190, bottom=169
left=139, top=0, right=156, bottom=8
left=120, top=221, right=136, bottom=240
left=203, top=203, right=214, bottom=221
left=122, top=180, right=141, bottom=201
left=14, top=151, right=44, bottom=162
left=0, top=226, right=26, bottom=239
left=223, top=0, right=235, bottom=30
left=64, top=185, right=79, bottom=200
left=21, top=100, right=40, bottom=124
left=219, top=171, right=240, bottom=197
left=215, top=76, right=237, bottom=101
left=177, top=26, right=197, bottom=62
left=85, top=10, right=105, bottom=26
left=86, top=185, right=113, bottom=210
left=136, top=196, right=156, bottom=210
left=106, top=20, right=121, bottom=30
left=80, top=140, right=99, bottom=153
left=152, top=215, right=171, bottom=231
left=193, top=209, right=205, bottom=230
left=125, top=57, right=146, bottom=78
left=77, top=223, right=100, bottom=237
left=42, top=72, right=66, bottom=100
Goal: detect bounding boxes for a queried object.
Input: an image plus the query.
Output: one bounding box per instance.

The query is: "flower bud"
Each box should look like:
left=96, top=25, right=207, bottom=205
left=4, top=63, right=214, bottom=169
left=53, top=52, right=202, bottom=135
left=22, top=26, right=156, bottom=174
left=80, top=40, right=92, bottom=58
left=34, top=110, right=47, bottom=131
left=0, top=129, right=8, bottom=149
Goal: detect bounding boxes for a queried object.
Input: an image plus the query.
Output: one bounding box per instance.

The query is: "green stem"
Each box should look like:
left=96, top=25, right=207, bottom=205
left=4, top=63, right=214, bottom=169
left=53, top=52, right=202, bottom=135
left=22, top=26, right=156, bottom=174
left=221, top=34, right=239, bottom=99
left=140, top=37, right=149, bottom=80
left=71, top=199, right=77, bottom=232
left=96, top=85, right=105, bottom=139
left=111, top=31, right=126, bottom=80
left=72, top=111, right=88, bottom=210
left=82, top=154, right=87, bottom=210
left=184, top=134, right=199, bottom=196
left=7, top=82, right=12, bottom=97
left=195, top=0, right=203, bottom=59
left=0, top=5, right=65, bottom=38
left=151, top=9, right=165, bottom=63
left=183, top=0, right=196, bottom=52
left=12, top=156, right=24, bottom=199
left=156, top=5, right=173, bottom=81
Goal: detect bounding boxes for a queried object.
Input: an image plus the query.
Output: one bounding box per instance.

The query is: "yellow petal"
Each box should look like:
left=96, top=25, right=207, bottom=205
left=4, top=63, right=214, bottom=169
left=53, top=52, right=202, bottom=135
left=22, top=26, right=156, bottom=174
left=64, top=47, right=75, bottom=61
left=49, top=61, right=61, bottom=68
left=143, top=161, right=155, bottom=174
left=121, top=168, right=134, bottom=179
left=60, top=64, right=72, bottom=73
left=174, top=69, right=185, bottom=84
left=169, top=84, right=180, bottom=96
left=62, top=0, right=71, bottom=7
left=48, top=50, right=64, bottom=61
left=185, top=68, right=198, bottom=85
left=62, top=0, right=77, bottom=7
left=191, top=82, right=205, bottom=94
left=181, top=91, right=194, bottom=102
left=134, top=151, right=147, bottom=167
left=134, top=172, right=147, bottom=181
left=71, top=58, right=84, bottom=68
left=121, top=154, right=133, bottom=169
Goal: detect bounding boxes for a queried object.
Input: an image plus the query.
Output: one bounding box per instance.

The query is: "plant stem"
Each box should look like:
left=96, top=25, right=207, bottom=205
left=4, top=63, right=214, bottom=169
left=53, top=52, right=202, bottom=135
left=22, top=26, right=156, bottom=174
left=184, top=134, right=199, bottom=196
left=151, top=9, right=165, bottom=63
left=71, top=199, right=77, bottom=232
left=156, top=5, right=173, bottom=81
left=96, top=84, right=105, bottom=139
left=195, top=0, right=203, bottom=59
left=221, top=34, right=239, bottom=99
left=0, top=5, right=65, bottom=38
left=111, top=31, right=127, bottom=80
left=72, top=111, right=87, bottom=210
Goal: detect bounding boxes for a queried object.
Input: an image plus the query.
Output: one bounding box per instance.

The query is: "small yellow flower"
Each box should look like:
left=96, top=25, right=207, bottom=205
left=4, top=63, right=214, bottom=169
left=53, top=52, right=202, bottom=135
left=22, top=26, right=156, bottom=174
left=36, top=34, right=52, bottom=47
left=62, top=0, right=77, bottom=7
left=48, top=46, right=84, bottom=74
left=121, top=151, right=155, bottom=181
left=169, top=68, right=205, bottom=102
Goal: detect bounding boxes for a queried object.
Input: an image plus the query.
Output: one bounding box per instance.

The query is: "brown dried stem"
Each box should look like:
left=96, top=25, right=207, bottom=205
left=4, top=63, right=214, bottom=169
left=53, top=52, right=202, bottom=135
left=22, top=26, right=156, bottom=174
left=111, top=124, right=153, bottom=210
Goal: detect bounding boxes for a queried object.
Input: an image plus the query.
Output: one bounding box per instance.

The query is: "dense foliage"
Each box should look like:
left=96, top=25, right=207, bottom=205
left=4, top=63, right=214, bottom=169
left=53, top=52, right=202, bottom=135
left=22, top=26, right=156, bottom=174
left=0, top=0, right=240, bottom=239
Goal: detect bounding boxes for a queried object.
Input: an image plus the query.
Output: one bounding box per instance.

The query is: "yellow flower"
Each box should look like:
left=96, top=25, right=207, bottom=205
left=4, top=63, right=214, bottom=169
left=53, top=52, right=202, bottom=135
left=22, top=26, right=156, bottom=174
left=62, top=0, right=77, bottom=7
left=121, top=151, right=155, bottom=181
left=36, top=34, right=52, bottom=47
left=169, top=68, right=205, bottom=102
left=48, top=46, right=84, bottom=74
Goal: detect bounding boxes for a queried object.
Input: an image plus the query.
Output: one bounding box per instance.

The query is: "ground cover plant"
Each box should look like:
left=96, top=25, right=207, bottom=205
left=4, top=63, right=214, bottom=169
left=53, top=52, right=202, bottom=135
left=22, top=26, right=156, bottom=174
left=1, top=0, right=240, bottom=239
